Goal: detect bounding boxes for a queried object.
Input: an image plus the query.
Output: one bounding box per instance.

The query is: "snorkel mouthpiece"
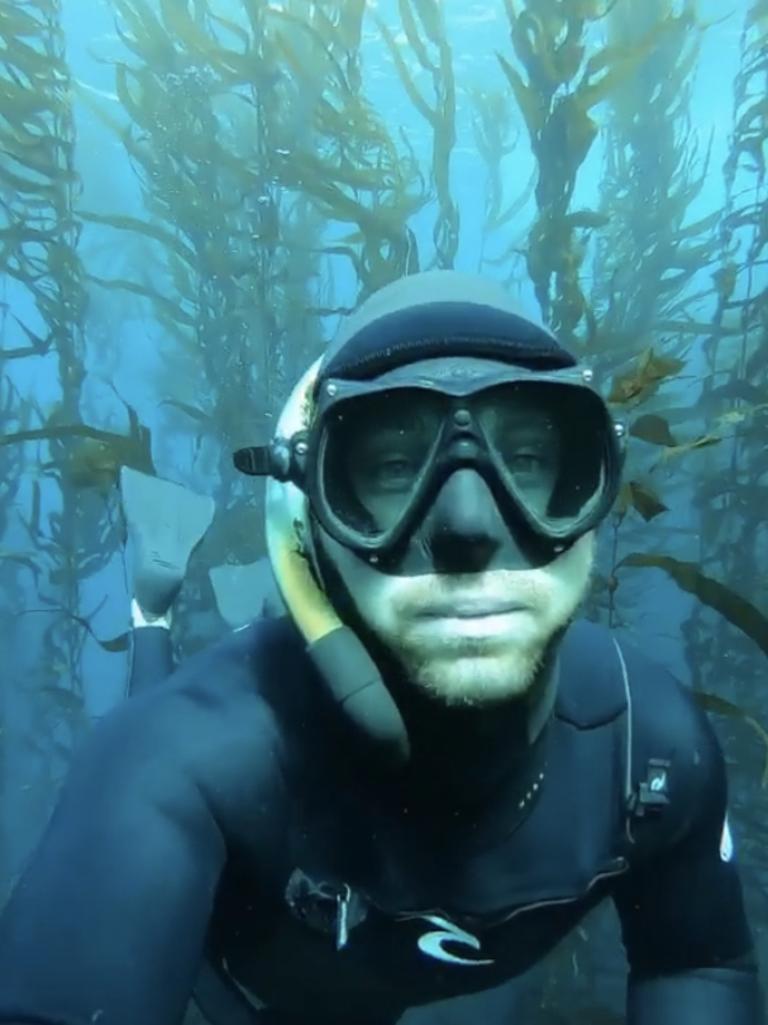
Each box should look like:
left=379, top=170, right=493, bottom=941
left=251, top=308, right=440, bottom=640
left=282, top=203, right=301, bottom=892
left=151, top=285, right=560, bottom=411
left=309, top=626, right=411, bottom=767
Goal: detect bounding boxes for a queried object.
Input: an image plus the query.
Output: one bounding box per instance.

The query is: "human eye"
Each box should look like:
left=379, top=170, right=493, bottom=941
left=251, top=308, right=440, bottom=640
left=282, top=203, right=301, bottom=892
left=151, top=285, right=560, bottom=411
left=508, top=450, right=547, bottom=475
left=369, top=454, right=418, bottom=490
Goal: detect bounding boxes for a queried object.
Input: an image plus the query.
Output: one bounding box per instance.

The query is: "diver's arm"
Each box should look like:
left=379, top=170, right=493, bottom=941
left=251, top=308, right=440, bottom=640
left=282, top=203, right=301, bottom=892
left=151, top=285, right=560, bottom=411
left=619, top=852, right=763, bottom=1025
left=0, top=700, right=225, bottom=1025
left=614, top=699, right=764, bottom=1025
left=0, top=675, right=282, bottom=1025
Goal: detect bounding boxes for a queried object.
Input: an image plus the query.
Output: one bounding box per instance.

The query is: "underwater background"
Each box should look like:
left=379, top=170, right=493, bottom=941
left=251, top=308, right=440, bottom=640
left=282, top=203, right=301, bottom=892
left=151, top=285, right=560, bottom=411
left=0, top=0, right=766, bottom=1021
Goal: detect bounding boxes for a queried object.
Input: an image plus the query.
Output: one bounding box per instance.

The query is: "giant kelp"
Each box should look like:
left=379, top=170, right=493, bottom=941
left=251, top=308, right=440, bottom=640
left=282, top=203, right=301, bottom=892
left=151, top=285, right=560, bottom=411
left=590, top=0, right=767, bottom=657
left=593, top=0, right=714, bottom=361
left=497, top=0, right=681, bottom=345
left=0, top=2, right=86, bottom=364
left=494, top=0, right=734, bottom=625
left=695, top=0, right=768, bottom=600
left=94, top=0, right=427, bottom=385
left=378, top=0, right=459, bottom=268
left=82, top=0, right=430, bottom=650
left=89, top=0, right=320, bottom=586
left=468, top=82, right=536, bottom=282
left=264, top=0, right=426, bottom=293
left=0, top=0, right=119, bottom=667
left=572, top=0, right=726, bottom=630
left=586, top=1, right=768, bottom=894
left=678, top=0, right=768, bottom=799
left=0, top=1, right=78, bottom=423
left=0, top=0, right=115, bottom=887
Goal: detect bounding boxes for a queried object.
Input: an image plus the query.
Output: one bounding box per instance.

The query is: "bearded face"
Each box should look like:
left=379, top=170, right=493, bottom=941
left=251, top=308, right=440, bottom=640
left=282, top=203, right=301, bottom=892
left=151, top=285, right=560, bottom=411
left=316, top=529, right=596, bottom=708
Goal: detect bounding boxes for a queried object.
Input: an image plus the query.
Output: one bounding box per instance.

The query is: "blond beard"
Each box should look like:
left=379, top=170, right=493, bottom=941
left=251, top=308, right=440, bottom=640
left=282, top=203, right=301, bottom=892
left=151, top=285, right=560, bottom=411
left=324, top=532, right=596, bottom=708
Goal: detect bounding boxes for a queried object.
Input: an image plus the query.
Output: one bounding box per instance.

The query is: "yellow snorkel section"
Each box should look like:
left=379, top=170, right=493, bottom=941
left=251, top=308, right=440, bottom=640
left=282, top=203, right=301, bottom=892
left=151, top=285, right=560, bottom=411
left=265, top=358, right=410, bottom=769
left=264, top=358, right=338, bottom=644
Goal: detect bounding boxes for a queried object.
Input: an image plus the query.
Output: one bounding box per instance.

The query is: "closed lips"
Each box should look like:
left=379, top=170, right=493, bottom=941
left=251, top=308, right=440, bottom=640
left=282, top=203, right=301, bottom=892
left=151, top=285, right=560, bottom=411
left=420, top=601, right=527, bottom=617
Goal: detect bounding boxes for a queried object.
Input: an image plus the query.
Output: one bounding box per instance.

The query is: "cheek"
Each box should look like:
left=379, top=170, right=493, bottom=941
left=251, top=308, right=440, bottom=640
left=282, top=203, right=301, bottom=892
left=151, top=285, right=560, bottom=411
left=330, top=549, right=414, bottom=632
left=541, top=533, right=595, bottom=593
left=321, top=535, right=390, bottom=608
left=549, top=531, right=595, bottom=572
left=337, top=562, right=379, bottom=607
left=569, top=533, right=596, bottom=576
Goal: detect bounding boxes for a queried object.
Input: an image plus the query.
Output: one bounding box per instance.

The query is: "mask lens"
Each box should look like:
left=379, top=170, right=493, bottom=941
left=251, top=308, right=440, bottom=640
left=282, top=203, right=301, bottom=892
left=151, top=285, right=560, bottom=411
left=475, top=385, right=561, bottom=520
left=476, top=383, right=609, bottom=531
left=320, top=389, right=443, bottom=537
left=316, top=378, right=617, bottom=548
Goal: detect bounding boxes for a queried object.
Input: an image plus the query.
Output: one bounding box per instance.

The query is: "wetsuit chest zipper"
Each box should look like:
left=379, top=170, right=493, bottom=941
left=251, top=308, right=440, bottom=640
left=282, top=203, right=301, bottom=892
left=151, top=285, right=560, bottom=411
left=391, top=856, right=630, bottom=931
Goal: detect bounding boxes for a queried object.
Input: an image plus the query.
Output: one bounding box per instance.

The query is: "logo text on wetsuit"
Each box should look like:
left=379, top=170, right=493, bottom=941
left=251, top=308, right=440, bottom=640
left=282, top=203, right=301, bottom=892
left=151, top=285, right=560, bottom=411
left=720, top=814, right=734, bottom=863
left=415, top=915, right=495, bottom=966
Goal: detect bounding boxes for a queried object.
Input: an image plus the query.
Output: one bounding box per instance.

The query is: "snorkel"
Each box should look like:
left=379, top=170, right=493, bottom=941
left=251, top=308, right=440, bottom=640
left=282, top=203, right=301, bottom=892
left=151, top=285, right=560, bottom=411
left=256, top=358, right=411, bottom=770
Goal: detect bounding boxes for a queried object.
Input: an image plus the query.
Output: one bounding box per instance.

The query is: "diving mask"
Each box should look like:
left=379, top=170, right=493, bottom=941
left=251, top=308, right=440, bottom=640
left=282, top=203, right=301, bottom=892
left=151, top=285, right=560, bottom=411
left=234, top=357, right=626, bottom=561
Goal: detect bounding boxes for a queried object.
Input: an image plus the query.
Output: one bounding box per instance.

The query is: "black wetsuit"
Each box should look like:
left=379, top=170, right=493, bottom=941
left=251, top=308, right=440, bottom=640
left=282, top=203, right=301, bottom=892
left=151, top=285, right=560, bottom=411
left=0, top=617, right=762, bottom=1024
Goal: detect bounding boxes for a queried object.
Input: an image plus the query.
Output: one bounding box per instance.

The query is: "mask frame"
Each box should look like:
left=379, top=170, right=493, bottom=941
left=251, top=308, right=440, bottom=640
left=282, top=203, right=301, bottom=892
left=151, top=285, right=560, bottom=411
left=234, top=362, right=626, bottom=561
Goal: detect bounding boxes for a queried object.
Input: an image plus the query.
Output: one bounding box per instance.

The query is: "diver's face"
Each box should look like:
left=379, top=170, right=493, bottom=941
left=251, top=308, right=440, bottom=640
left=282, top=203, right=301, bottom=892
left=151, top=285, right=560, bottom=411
left=313, top=357, right=600, bottom=707
left=317, top=522, right=596, bottom=709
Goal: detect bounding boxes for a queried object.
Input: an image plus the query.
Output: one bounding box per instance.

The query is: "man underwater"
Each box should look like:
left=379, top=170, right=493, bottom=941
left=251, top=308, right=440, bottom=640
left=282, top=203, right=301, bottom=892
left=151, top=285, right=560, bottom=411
left=0, top=270, right=763, bottom=1025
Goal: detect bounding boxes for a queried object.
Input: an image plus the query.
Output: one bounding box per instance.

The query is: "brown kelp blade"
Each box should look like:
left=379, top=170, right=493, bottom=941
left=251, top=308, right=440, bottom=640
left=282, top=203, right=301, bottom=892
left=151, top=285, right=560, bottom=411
left=692, top=692, right=768, bottom=787
left=608, top=348, right=685, bottom=405
left=618, top=553, right=768, bottom=657
left=615, top=481, right=669, bottom=522
left=630, top=413, right=677, bottom=447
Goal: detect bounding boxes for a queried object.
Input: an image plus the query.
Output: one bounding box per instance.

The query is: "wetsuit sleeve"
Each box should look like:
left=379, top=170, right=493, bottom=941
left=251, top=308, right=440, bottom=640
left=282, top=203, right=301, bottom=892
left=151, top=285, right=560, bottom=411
left=613, top=684, right=764, bottom=1025
left=0, top=691, right=236, bottom=1025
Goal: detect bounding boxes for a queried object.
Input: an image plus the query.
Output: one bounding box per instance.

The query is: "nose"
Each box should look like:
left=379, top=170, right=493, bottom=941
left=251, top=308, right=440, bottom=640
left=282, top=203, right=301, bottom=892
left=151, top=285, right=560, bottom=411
left=425, top=469, right=521, bottom=573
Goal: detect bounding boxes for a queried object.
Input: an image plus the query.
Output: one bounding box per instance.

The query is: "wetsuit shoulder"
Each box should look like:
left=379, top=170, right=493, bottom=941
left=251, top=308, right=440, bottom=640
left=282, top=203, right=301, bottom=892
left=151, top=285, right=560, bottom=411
left=617, top=636, right=724, bottom=849
left=120, top=617, right=295, bottom=850
left=557, top=620, right=726, bottom=854
left=610, top=640, right=758, bottom=996
left=556, top=618, right=628, bottom=727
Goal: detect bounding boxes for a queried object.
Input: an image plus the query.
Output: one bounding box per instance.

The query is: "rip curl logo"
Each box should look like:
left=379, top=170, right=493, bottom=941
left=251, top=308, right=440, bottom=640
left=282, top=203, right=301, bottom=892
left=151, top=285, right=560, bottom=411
left=720, top=814, right=734, bottom=863
left=415, top=914, right=494, bottom=966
